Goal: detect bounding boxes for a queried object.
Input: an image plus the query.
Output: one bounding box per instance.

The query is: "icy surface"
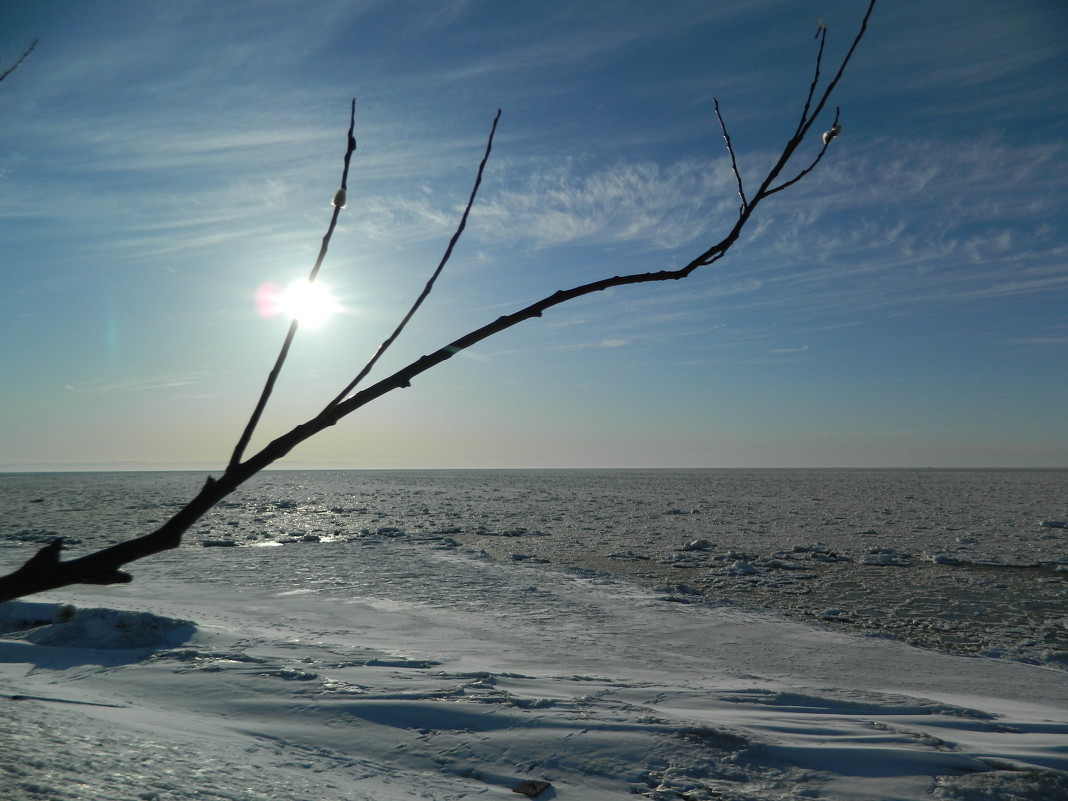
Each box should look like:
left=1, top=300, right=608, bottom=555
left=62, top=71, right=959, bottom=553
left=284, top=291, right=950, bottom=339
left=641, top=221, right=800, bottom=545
left=2, top=543, right=1067, bottom=800
left=3, top=469, right=1064, bottom=663
left=1, top=469, right=1067, bottom=799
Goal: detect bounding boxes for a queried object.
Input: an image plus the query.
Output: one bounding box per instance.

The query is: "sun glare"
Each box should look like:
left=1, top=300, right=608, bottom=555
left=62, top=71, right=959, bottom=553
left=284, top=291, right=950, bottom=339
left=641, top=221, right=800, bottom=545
left=255, top=279, right=341, bottom=328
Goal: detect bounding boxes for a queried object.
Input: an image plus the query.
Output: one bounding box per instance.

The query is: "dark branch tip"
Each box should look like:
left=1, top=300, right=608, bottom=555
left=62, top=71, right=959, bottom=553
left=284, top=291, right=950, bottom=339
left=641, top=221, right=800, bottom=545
left=84, top=570, right=134, bottom=586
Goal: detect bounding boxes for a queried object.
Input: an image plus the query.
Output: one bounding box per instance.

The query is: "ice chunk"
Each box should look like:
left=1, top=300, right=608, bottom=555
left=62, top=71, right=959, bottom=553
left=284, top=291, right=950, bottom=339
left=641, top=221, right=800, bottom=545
left=726, top=560, right=759, bottom=575
left=16, top=607, right=196, bottom=650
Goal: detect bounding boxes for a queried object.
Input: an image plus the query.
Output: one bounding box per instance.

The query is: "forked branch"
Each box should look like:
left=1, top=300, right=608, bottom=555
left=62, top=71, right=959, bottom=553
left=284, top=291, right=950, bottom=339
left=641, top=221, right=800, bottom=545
left=0, top=0, right=878, bottom=604
left=327, top=109, right=502, bottom=409
left=227, top=100, right=359, bottom=471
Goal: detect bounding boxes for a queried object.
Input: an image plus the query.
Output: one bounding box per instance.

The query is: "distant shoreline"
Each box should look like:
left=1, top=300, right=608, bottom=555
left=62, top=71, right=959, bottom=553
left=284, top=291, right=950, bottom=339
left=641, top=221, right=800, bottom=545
left=2, top=465, right=1066, bottom=474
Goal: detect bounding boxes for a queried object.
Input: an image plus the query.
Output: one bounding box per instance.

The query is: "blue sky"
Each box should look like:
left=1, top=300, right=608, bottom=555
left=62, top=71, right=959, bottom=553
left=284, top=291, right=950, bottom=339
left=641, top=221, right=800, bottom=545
left=1, top=0, right=1066, bottom=470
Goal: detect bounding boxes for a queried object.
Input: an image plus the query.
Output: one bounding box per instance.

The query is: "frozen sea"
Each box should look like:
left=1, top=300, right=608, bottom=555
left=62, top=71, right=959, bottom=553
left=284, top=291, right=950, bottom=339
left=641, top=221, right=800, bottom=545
left=1, top=469, right=1066, bottom=800
left=3, top=469, right=1065, bottom=664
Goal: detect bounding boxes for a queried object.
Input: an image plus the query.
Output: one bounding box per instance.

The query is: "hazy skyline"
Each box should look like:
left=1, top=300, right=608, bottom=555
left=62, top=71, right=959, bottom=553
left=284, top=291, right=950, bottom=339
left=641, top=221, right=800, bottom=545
left=1, top=1, right=1066, bottom=470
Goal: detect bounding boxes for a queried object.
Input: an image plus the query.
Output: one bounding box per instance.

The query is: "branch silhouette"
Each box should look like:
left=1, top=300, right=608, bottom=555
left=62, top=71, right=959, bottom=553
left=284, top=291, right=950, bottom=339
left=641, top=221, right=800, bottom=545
left=0, top=40, right=38, bottom=84
left=0, top=0, right=878, bottom=604
left=227, top=99, right=359, bottom=472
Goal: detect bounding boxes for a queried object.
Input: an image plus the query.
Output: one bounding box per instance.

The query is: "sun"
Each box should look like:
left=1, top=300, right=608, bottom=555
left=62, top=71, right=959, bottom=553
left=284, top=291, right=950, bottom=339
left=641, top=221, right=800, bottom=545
left=256, top=279, right=341, bottom=328
left=278, top=280, right=340, bottom=328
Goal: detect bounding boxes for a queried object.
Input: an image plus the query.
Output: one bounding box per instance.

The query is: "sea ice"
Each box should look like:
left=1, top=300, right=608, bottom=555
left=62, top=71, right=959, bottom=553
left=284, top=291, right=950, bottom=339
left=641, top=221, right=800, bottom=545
left=2, top=540, right=1066, bottom=801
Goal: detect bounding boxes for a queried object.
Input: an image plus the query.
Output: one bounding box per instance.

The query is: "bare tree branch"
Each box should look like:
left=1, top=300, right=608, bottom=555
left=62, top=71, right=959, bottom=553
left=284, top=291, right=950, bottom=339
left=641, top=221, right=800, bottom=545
left=0, top=40, right=37, bottom=84
left=227, top=100, right=358, bottom=471
left=713, top=99, right=747, bottom=216
left=326, top=109, right=502, bottom=409
left=791, top=1, right=875, bottom=146
left=795, top=25, right=828, bottom=140
left=0, top=0, right=879, bottom=604
left=765, top=107, right=840, bottom=198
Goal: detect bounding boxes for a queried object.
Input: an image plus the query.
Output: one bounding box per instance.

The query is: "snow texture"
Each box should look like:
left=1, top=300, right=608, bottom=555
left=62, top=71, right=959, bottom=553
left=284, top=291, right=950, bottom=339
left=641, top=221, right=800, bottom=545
left=2, top=540, right=1066, bottom=800
left=1, top=470, right=1066, bottom=799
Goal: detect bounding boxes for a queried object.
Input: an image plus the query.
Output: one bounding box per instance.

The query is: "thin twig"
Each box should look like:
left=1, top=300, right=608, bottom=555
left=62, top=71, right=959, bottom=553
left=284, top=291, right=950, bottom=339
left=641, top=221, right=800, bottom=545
left=714, top=99, right=747, bottom=216
left=227, top=100, right=358, bottom=471
left=0, top=39, right=37, bottom=84
left=692, top=0, right=875, bottom=263
left=794, top=26, right=827, bottom=139
left=791, top=0, right=876, bottom=146
left=327, top=109, right=502, bottom=408
left=765, top=107, right=840, bottom=198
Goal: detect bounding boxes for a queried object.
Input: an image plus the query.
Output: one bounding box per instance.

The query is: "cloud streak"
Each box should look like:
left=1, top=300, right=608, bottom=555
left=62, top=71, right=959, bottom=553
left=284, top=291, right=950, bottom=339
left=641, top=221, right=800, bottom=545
left=473, top=158, right=738, bottom=250
left=64, top=373, right=208, bottom=395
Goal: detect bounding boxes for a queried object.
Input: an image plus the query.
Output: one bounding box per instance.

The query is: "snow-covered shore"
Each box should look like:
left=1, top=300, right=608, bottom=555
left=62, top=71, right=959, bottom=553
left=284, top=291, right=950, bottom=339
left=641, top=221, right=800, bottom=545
left=3, top=540, right=1067, bottom=800
left=4, top=469, right=1066, bottom=668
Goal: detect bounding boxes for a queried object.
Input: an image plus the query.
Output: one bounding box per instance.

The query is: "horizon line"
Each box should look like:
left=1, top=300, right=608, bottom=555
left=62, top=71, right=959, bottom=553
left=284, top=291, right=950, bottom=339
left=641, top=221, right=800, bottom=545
left=1, top=464, right=1064, bottom=473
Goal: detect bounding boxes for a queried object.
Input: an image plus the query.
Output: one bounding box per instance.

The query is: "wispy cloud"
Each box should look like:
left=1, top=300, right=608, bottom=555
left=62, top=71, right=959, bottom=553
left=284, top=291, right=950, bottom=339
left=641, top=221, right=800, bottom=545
left=472, top=157, right=738, bottom=250
left=557, top=337, right=631, bottom=352
left=1007, top=337, right=1068, bottom=347
left=858, top=1, right=1068, bottom=122
left=719, top=134, right=1068, bottom=314
left=385, top=0, right=781, bottom=90
left=350, top=194, right=457, bottom=244
left=397, top=122, right=1068, bottom=360
left=64, top=373, right=207, bottom=394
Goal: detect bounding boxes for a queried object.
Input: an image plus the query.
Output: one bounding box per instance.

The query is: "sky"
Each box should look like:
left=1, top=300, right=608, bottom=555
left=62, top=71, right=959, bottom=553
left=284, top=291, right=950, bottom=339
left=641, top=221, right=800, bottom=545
left=0, top=0, right=1066, bottom=471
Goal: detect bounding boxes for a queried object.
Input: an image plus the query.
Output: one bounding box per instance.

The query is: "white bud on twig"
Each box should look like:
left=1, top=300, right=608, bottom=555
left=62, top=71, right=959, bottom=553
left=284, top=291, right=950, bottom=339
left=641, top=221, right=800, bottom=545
left=821, top=123, right=842, bottom=145
left=331, top=189, right=347, bottom=209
